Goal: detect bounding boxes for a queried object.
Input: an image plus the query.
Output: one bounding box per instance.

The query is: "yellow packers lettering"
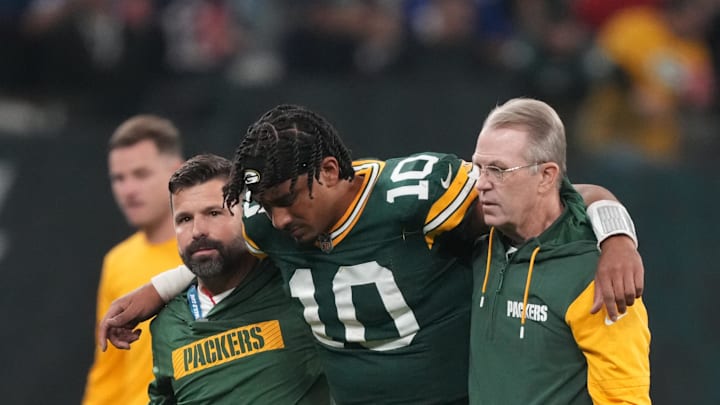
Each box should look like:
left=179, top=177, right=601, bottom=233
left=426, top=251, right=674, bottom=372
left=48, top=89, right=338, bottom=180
left=172, top=320, right=284, bottom=379
left=506, top=300, right=548, bottom=322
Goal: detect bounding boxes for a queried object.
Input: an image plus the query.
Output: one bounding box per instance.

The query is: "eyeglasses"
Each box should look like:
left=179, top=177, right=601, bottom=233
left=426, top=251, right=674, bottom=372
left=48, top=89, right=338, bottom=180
left=469, top=163, right=540, bottom=183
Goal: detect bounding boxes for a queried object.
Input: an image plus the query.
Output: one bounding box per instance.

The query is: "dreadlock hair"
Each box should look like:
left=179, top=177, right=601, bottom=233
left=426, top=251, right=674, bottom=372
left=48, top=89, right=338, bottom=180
left=224, top=104, right=354, bottom=208
left=169, top=154, right=232, bottom=196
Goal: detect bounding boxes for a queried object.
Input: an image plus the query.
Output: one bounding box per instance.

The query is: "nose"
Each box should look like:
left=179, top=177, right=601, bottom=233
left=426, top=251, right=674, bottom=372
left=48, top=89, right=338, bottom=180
left=474, top=169, right=493, bottom=192
left=192, top=217, right=209, bottom=239
left=270, top=207, right=293, bottom=230
left=115, top=178, right=140, bottom=199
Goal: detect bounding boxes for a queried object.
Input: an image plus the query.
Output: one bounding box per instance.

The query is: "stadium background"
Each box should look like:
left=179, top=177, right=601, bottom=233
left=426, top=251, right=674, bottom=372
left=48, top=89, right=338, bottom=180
left=0, top=1, right=718, bottom=404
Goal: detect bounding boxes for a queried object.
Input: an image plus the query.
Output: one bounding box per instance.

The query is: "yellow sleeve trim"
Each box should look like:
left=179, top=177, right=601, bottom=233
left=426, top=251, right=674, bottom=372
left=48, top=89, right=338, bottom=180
left=423, top=161, right=477, bottom=248
left=242, top=226, right=267, bottom=259
left=566, top=281, right=652, bottom=404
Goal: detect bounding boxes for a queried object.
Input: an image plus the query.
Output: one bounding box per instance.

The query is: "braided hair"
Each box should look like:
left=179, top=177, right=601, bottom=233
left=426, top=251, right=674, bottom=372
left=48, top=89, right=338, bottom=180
left=224, top=105, right=354, bottom=208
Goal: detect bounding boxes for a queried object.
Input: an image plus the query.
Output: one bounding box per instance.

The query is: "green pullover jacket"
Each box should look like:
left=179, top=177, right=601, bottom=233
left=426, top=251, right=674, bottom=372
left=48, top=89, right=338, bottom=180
left=469, top=186, right=650, bottom=404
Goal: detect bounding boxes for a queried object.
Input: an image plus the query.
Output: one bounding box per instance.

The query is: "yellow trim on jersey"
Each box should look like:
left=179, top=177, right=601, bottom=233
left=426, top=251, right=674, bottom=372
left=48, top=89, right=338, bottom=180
left=172, top=320, right=285, bottom=380
left=327, top=161, right=384, bottom=246
left=423, top=161, right=478, bottom=248
left=566, top=282, right=651, bottom=404
left=242, top=227, right=267, bottom=259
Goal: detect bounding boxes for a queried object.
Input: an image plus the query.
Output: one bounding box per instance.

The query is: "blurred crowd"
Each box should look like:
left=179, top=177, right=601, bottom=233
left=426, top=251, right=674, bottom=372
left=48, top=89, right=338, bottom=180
left=1, top=0, right=719, bottom=166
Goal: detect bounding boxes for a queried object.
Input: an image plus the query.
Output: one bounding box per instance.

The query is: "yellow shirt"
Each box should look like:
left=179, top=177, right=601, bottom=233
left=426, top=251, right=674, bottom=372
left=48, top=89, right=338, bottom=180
left=586, top=6, right=714, bottom=159
left=83, top=232, right=181, bottom=405
left=599, top=6, right=711, bottom=108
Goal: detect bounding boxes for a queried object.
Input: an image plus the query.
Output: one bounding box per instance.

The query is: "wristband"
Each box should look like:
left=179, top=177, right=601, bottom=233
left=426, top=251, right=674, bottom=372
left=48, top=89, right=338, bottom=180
left=586, top=200, right=638, bottom=250
left=151, top=265, right=195, bottom=302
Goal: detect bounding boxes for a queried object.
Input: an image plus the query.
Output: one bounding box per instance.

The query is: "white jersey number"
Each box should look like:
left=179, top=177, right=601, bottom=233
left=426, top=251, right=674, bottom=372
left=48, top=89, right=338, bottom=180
left=289, top=262, right=420, bottom=351
left=386, top=155, right=439, bottom=203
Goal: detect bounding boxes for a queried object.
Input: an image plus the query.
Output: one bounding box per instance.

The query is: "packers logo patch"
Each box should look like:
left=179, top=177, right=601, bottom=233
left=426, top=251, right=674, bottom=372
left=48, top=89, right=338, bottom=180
left=244, top=170, right=261, bottom=185
left=317, top=233, right=333, bottom=253
left=172, top=320, right=285, bottom=380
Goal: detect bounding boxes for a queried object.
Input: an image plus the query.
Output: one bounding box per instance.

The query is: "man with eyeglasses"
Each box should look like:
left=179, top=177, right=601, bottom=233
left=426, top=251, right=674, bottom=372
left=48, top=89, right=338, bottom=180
left=468, top=98, right=651, bottom=404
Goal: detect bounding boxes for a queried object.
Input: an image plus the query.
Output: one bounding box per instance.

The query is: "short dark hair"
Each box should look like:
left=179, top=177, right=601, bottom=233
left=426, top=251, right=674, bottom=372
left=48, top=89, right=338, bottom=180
left=109, top=114, right=183, bottom=156
left=169, top=154, right=232, bottom=195
left=224, top=104, right=354, bottom=208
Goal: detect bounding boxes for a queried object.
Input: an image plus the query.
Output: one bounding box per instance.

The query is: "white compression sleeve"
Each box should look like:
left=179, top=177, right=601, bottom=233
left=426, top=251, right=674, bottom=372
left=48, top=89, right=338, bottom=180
left=586, top=199, right=639, bottom=250
left=151, top=265, right=195, bottom=302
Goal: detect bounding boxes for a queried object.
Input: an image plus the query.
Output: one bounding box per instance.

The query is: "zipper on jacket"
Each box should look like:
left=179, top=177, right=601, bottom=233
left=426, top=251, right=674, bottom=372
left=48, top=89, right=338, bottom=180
left=495, top=263, right=507, bottom=293
left=488, top=262, right=507, bottom=339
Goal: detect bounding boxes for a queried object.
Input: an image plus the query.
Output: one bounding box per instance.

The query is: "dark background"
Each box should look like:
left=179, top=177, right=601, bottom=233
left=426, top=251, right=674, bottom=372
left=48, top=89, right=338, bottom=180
left=1, top=1, right=719, bottom=403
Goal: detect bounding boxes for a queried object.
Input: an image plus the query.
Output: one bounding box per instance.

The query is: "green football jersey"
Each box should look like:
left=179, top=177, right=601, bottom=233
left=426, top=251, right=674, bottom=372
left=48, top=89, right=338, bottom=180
left=242, top=152, right=478, bottom=404
left=149, top=260, right=328, bottom=405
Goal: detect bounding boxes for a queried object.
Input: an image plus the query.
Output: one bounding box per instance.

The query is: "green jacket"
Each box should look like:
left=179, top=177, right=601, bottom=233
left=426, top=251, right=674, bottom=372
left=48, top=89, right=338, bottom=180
left=149, top=260, right=329, bottom=405
left=469, top=185, right=650, bottom=404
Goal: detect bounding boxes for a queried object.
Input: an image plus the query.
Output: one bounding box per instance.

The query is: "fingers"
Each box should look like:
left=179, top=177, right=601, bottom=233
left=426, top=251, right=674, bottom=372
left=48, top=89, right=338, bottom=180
left=623, top=267, right=636, bottom=307
left=97, top=284, right=158, bottom=351
left=611, top=275, right=627, bottom=316
left=98, top=319, right=110, bottom=352
left=635, top=273, right=644, bottom=298
left=98, top=328, right=106, bottom=352
left=592, top=273, right=621, bottom=320
left=602, top=282, right=620, bottom=321
left=592, top=237, right=645, bottom=319
left=110, top=335, right=130, bottom=350
left=97, top=297, right=131, bottom=351
left=622, top=251, right=644, bottom=306
left=634, top=256, right=645, bottom=298
left=108, top=328, right=141, bottom=350
left=97, top=309, right=140, bottom=351
left=105, top=310, right=133, bottom=328
left=590, top=277, right=603, bottom=314
left=98, top=315, right=130, bottom=351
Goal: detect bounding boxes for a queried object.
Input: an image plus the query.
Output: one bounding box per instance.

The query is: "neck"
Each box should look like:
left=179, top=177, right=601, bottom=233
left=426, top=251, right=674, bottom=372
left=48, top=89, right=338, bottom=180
left=197, top=253, right=258, bottom=296
left=329, top=175, right=364, bottom=227
left=502, top=193, right=563, bottom=244
left=143, top=214, right=176, bottom=244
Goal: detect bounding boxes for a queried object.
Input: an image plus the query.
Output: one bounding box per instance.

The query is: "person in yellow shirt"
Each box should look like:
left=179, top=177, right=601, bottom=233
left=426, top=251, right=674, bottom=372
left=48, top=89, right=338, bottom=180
left=83, top=115, right=184, bottom=405
left=577, top=2, right=716, bottom=164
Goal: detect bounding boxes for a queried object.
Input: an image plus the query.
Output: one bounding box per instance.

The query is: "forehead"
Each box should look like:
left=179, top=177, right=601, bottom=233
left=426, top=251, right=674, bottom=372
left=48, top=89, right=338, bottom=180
left=253, top=174, right=309, bottom=203
left=108, top=140, right=162, bottom=171
left=172, top=179, right=228, bottom=211
left=473, top=126, right=529, bottom=164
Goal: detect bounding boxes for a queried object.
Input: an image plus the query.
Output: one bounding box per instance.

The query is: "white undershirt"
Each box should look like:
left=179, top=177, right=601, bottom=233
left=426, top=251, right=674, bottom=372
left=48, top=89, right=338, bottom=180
left=198, top=286, right=235, bottom=317
left=505, top=246, right=518, bottom=261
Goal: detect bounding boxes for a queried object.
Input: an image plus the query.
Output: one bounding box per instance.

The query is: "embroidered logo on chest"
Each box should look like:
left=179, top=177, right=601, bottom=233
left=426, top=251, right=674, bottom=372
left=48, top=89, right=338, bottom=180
left=506, top=300, right=548, bottom=322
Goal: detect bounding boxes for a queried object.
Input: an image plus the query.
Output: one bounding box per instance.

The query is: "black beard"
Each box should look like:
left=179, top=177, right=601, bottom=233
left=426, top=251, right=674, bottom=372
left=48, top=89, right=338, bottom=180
left=185, top=254, right=224, bottom=278
left=181, top=237, right=241, bottom=278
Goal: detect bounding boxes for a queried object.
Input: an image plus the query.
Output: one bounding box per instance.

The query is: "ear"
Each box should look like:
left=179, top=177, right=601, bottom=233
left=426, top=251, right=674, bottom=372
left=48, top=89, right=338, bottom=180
left=537, top=162, right=560, bottom=193
left=318, top=157, right=341, bottom=187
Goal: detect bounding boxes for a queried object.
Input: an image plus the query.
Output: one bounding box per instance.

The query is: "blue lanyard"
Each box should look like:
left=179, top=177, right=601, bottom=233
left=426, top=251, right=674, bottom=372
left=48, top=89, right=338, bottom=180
left=187, top=285, right=203, bottom=320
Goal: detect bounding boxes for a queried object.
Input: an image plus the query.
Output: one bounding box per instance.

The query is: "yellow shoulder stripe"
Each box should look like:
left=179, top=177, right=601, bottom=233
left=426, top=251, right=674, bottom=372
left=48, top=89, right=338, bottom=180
left=423, top=161, right=478, bottom=248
